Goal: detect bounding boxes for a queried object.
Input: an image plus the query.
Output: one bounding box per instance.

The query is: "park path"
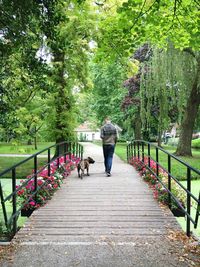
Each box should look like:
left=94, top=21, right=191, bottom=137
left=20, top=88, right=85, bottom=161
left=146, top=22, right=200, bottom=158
left=2, top=142, right=189, bottom=267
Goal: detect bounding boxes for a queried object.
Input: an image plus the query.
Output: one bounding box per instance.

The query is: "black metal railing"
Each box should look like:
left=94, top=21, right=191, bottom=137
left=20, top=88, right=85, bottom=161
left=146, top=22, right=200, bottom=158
left=127, top=140, right=200, bottom=237
left=0, top=141, right=83, bottom=239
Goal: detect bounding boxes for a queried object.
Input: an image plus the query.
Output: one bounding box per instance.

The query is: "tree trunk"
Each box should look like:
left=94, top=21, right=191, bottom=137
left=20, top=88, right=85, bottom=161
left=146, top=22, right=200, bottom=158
left=157, top=131, right=162, bottom=147
left=54, top=51, right=66, bottom=143
left=175, top=55, right=200, bottom=156
left=34, top=135, right=37, bottom=150
left=53, top=51, right=72, bottom=157
left=27, top=139, right=32, bottom=145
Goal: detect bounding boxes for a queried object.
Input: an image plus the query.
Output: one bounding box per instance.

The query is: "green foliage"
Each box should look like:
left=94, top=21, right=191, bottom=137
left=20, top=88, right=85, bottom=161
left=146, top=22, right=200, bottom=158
left=75, top=92, right=98, bottom=125
left=0, top=0, right=96, bottom=143
left=90, top=61, right=126, bottom=125
left=192, top=138, right=200, bottom=149
left=123, top=1, right=199, bottom=52
left=139, top=44, right=197, bottom=138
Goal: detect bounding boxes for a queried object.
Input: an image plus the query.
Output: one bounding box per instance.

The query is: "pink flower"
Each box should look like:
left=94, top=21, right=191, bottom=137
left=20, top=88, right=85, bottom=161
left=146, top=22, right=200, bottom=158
left=29, top=201, right=35, bottom=206
left=17, top=189, right=25, bottom=196
left=37, top=180, right=43, bottom=186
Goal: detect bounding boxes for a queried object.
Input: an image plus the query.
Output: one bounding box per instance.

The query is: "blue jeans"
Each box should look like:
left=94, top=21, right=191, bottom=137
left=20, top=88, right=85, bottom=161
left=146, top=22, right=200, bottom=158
left=103, top=144, right=115, bottom=173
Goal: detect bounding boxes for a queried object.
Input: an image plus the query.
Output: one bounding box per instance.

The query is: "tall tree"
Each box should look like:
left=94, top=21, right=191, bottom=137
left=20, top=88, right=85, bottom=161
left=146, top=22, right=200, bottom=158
left=1, top=0, right=95, bottom=145
left=97, top=0, right=200, bottom=155
left=175, top=51, right=200, bottom=156
left=91, top=61, right=126, bottom=126
left=0, top=0, right=52, bottom=143
left=40, top=0, right=95, bottom=144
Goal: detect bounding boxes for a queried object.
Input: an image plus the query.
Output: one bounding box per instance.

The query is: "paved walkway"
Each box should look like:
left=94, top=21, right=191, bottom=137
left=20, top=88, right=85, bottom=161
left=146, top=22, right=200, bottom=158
left=2, top=143, right=189, bottom=267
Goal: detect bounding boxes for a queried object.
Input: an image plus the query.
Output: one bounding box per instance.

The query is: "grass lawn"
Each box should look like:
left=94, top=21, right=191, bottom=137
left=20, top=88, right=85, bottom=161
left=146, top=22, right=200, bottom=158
left=0, top=142, right=57, bottom=178
left=0, top=142, right=55, bottom=154
left=0, top=157, right=49, bottom=178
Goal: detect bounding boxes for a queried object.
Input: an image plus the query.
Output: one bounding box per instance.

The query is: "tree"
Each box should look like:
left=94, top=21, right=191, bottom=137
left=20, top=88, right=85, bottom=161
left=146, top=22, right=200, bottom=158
left=40, top=0, right=95, bottom=146
left=91, top=61, right=126, bottom=126
left=0, top=0, right=52, bottom=144
left=121, top=44, right=152, bottom=140
left=139, top=45, right=199, bottom=153
left=97, top=0, right=200, bottom=155
left=1, top=0, right=95, bottom=146
left=175, top=51, right=200, bottom=156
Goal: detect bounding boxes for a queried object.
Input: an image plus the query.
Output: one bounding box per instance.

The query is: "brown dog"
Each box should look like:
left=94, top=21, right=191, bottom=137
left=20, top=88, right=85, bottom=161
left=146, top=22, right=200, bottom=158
left=77, top=157, right=95, bottom=179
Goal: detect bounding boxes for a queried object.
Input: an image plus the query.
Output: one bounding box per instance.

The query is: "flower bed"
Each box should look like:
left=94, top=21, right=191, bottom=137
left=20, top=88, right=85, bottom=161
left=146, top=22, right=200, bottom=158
left=17, top=155, right=80, bottom=213
left=129, top=157, right=186, bottom=215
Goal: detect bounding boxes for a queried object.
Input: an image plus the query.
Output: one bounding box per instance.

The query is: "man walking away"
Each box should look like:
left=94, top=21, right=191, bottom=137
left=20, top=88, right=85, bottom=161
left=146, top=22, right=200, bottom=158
left=100, top=117, right=118, bottom=177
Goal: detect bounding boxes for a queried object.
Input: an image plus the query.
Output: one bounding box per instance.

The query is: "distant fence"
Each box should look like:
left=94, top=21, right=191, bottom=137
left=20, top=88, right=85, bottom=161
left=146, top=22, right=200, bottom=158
left=127, top=140, right=200, bottom=237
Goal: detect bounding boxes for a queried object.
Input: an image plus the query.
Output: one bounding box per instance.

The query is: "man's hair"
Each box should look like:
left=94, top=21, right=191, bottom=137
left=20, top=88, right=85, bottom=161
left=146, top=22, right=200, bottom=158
left=104, top=117, right=111, bottom=123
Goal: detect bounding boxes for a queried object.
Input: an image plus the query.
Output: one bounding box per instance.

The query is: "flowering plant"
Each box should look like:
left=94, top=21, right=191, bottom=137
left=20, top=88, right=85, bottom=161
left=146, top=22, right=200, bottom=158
left=129, top=156, right=186, bottom=211
left=17, top=155, right=80, bottom=211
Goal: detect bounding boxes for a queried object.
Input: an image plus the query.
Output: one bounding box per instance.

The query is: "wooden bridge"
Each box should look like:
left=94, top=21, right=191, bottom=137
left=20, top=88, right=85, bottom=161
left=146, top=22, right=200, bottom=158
left=4, top=143, right=188, bottom=267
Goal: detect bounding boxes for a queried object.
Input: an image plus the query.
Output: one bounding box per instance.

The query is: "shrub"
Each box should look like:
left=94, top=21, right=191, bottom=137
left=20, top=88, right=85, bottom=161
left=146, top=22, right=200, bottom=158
left=192, top=138, right=200, bottom=149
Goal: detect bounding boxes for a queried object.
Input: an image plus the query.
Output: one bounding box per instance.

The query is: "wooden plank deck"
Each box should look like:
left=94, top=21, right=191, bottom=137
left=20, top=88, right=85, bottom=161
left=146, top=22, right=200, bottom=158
left=15, top=142, right=180, bottom=244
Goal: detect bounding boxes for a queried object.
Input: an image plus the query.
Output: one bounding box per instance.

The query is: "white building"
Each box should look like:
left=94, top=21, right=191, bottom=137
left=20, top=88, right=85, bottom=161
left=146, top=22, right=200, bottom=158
left=75, top=122, right=101, bottom=141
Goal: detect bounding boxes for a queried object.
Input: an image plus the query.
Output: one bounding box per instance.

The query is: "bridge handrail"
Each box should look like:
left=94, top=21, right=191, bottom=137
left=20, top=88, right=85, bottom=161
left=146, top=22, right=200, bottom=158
left=0, top=141, right=83, bottom=239
left=0, top=142, right=68, bottom=177
left=134, top=140, right=200, bottom=174
left=127, top=140, right=200, bottom=237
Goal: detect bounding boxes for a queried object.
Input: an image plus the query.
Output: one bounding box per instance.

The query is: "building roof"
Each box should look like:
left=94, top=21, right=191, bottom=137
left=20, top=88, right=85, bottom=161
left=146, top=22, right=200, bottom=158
left=75, top=122, right=99, bottom=133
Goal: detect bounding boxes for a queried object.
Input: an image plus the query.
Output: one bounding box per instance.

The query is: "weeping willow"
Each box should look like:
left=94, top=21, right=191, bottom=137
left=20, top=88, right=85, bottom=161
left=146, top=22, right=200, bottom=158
left=140, top=43, right=196, bottom=139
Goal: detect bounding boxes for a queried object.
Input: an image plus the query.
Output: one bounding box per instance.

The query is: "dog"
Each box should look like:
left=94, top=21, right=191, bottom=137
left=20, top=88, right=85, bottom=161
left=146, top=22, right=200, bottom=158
left=77, top=157, right=95, bottom=179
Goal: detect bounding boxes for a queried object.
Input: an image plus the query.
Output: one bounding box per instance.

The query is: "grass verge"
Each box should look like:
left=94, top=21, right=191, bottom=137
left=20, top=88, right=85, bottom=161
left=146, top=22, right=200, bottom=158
left=0, top=142, right=55, bottom=154
left=0, top=157, right=48, bottom=178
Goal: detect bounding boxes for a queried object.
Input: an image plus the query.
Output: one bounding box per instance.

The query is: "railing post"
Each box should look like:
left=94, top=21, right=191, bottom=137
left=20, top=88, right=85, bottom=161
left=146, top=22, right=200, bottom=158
left=168, top=154, right=171, bottom=208
left=156, top=147, right=159, bottom=177
left=12, top=168, right=17, bottom=234
left=57, top=144, right=60, bottom=168
left=64, top=143, right=67, bottom=163
left=127, top=144, right=129, bottom=162
left=73, top=142, right=75, bottom=156
left=0, top=181, right=8, bottom=227
left=77, top=143, right=80, bottom=158
left=137, top=141, right=140, bottom=160
left=81, top=145, right=83, bottom=160
left=194, top=192, right=200, bottom=228
left=186, top=167, right=191, bottom=236
left=134, top=141, right=136, bottom=158
left=131, top=142, right=133, bottom=158
left=34, top=156, right=37, bottom=201
left=148, top=143, right=150, bottom=167
left=76, top=143, right=78, bottom=158
left=48, top=148, right=51, bottom=176
left=142, top=142, right=144, bottom=163
left=66, top=142, right=69, bottom=159
left=69, top=142, right=72, bottom=160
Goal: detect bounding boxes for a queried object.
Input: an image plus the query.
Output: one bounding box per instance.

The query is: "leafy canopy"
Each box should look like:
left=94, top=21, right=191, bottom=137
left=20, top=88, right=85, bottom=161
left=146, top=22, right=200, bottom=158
left=97, top=0, right=200, bottom=61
